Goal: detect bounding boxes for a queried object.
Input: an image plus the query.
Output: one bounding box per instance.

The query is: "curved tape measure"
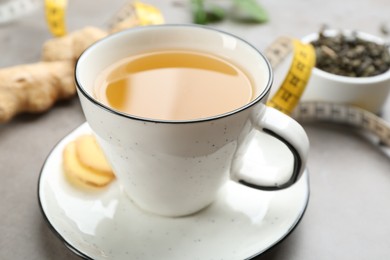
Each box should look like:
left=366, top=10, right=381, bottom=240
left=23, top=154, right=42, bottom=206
left=6, top=0, right=388, bottom=148
left=293, top=101, right=390, bottom=147
left=0, top=0, right=41, bottom=24
left=107, top=1, right=164, bottom=32
left=44, top=0, right=67, bottom=37
left=265, top=37, right=390, bottom=148
left=265, top=37, right=316, bottom=114
left=44, top=0, right=164, bottom=37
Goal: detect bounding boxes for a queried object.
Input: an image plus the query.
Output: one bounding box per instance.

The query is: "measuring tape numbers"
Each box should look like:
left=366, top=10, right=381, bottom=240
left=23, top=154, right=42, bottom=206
left=0, top=0, right=41, bottom=24
left=4, top=0, right=389, bottom=149
left=44, top=0, right=67, bottom=37
left=265, top=37, right=390, bottom=149
left=44, top=0, right=164, bottom=37
left=107, top=1, right=164, bottom=32
left=293, top=101, right=390, bottom=147
left=0, top=0, right=67, bottom=36
left=266, top=37, right=316, bottom=115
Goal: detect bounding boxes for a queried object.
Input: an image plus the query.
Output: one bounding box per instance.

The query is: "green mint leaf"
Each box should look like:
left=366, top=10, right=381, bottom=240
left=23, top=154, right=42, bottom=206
left=205, top=5, right=226, bottom=23
left=191, top=0, right=226, bottom=24
left=191, top=0, right=208, bottom=24
left=232, top=0, right=269, bottom=23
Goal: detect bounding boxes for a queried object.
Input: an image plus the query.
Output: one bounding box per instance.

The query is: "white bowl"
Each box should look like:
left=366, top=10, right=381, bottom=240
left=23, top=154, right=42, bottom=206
left=301, top=29, right=390, bottom=114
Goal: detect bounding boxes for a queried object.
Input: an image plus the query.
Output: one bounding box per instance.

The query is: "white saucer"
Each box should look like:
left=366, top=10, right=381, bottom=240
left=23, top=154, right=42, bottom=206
left=38, top=123, right=310, bottom=260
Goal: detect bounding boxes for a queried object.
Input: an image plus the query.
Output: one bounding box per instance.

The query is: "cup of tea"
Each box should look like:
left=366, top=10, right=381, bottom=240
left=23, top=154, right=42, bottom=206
left=75, top=24, right=309, bottom=217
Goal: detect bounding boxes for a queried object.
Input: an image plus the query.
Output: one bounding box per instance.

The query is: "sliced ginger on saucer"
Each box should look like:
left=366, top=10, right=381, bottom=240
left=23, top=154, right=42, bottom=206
left=62, top=135, right=115, bottom=189
left=75, top=134, right=112, bottom=173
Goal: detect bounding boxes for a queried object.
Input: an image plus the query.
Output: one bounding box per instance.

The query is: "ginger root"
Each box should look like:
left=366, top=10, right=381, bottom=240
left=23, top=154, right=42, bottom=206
left=0, top=0, right=161, bottom=123
left=42, top=26, right=107, bottom=62
left=0, top=61, right=75, bottom=122
left=0, top=27, right=107, bottom=123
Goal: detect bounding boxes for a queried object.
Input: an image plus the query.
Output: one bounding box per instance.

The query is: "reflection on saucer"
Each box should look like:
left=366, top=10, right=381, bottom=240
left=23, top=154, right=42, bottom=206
left=38, top=122, right=310, bottom=260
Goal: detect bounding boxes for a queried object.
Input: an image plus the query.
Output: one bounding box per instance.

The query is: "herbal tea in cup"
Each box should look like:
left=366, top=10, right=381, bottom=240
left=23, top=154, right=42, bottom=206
left=76, top=25, right=309, bottom=217
left=93, top=50, right=254, bottom=121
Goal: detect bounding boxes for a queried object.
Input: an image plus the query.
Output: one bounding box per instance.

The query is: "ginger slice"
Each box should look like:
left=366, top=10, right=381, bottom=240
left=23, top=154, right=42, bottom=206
left=63, top=141, right=115, bottom=188
left=75, top=134, right=113, bottom=174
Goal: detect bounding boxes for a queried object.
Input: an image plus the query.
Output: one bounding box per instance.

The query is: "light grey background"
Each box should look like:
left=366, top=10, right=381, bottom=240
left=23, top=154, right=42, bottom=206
left=1, top=0, right=389, bottom=259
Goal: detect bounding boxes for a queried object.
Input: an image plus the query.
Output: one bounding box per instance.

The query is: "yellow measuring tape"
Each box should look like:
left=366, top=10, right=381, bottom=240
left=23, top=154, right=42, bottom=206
left=44, top=0, right=67, bottom=37
left=8, top=1, right=390, bottom=148
left=44, top=0, right=164, bottom=37
left=266, top=38, right=316, bottom=114
left=43, top=1, right=315, bottom=115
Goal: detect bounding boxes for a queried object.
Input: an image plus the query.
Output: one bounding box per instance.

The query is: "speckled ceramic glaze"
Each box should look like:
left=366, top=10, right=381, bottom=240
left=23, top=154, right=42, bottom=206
left=75, top=25, right=310, bottom=217
left=38, top=123, right=310, bottom=260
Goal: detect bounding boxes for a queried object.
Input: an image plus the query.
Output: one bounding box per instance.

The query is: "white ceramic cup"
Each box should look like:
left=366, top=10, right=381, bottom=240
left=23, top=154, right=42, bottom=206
left=75, top=25, right=310, bottom=217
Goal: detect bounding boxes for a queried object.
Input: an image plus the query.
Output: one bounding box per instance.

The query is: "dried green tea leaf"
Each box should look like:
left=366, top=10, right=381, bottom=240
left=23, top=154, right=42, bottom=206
left=312, top=30, right=390, bottom=77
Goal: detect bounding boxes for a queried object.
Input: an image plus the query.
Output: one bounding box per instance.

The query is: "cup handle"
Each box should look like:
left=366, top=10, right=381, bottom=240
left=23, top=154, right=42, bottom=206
left=231, top=106, right=309, bottom=190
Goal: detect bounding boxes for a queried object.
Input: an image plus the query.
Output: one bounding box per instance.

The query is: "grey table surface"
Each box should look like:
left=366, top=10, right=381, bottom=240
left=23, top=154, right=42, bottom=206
left=1, top=0, right=390, bottom=259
